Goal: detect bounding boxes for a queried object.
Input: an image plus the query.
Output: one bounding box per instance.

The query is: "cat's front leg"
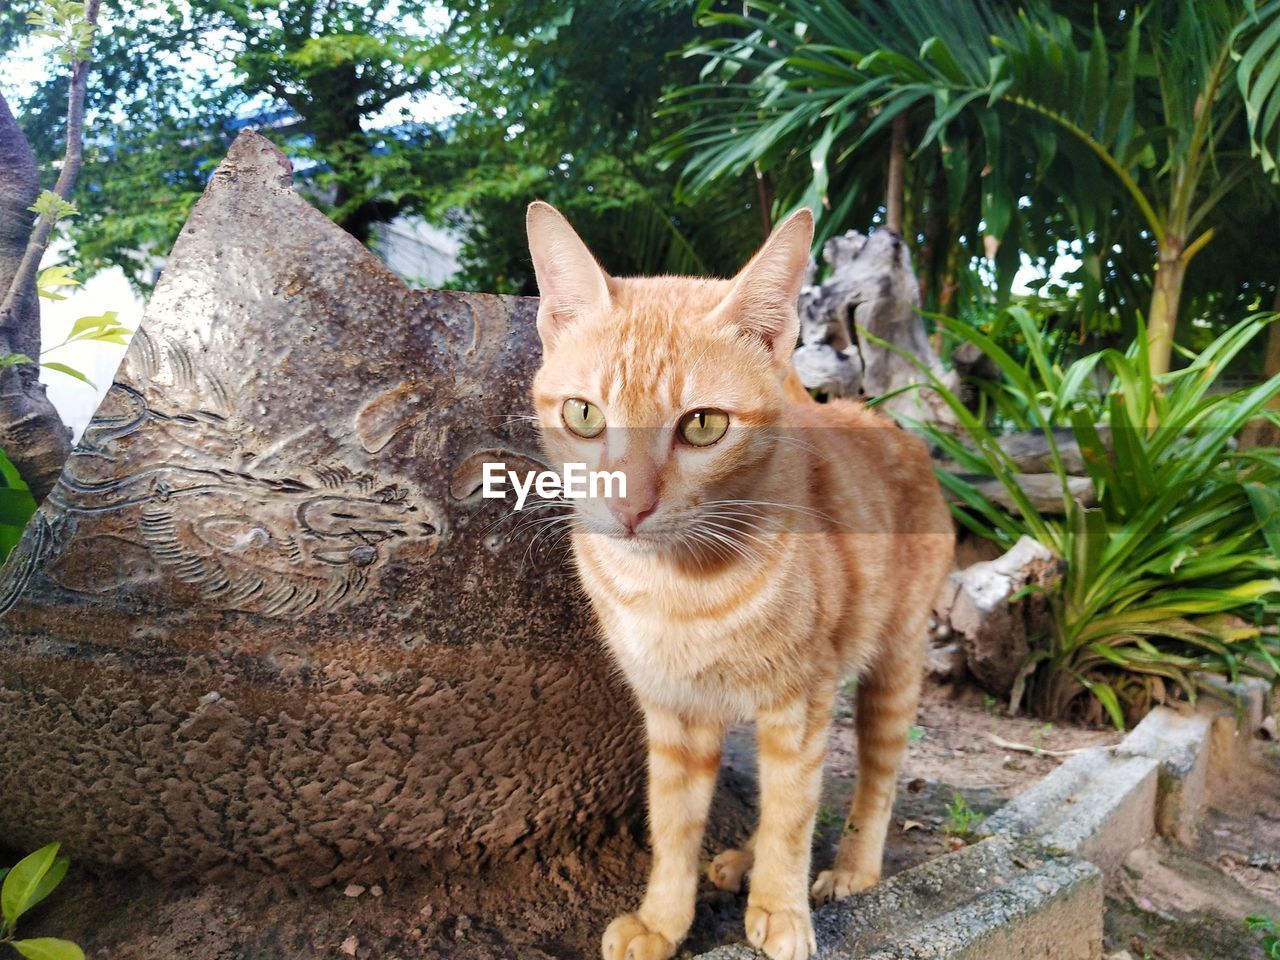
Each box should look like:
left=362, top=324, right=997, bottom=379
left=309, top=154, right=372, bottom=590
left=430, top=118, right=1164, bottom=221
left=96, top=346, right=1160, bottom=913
left=602, top=704, right=726, bottom=960
left=744, top=692, right=832, bottom=960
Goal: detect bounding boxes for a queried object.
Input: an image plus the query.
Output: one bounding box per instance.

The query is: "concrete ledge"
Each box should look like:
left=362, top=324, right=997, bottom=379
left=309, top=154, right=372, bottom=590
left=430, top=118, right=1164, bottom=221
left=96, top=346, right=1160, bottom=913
left=693, top=837, right=1102, bottom=959
left=1195, top=674, right=1271, bottom=734
left=979, top=747, right=1158, bottom=875
left=1115, top=706, right=1212, bottom=845
left=692, top=690, right=1266, bottom=959
left=1194, top=674, right=1273, bottom=777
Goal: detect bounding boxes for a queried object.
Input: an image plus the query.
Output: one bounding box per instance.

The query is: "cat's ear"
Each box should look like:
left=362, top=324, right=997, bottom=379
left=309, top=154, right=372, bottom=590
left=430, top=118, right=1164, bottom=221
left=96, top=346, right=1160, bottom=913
left=713, top=207, right=813, bottom=360
left=526, top=201, right=612, bottom=345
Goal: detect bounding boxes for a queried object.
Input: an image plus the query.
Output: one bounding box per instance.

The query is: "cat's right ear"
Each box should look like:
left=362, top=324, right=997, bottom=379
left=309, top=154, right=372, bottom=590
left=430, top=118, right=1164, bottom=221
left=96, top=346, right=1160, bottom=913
left=526, top=201, right=612, bottom=346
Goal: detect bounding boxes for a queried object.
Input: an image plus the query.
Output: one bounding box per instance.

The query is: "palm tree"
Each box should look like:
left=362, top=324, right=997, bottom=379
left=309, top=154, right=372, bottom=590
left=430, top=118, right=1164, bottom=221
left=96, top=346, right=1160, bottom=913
left=664, top=0, right=1280, bottom=376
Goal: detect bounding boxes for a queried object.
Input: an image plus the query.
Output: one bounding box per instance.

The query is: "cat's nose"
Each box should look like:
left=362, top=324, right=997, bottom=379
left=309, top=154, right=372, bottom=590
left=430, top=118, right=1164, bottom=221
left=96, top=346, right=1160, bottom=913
left=609, top=495, right=657, bottom=534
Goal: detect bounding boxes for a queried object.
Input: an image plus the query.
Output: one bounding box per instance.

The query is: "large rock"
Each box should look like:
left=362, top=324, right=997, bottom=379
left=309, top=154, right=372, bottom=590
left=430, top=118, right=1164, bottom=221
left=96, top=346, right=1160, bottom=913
left=0, top=131, right=642, bottom=885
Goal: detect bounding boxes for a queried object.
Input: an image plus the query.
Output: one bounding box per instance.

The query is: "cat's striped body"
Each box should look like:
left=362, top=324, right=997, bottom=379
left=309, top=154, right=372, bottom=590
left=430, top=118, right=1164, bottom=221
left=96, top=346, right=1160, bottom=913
left=527, top=203, right=954, bottom=960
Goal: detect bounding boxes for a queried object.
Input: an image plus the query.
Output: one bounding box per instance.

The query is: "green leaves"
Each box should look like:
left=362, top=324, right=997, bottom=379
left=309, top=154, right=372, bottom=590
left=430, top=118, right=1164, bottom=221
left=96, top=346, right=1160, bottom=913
left=27, top=192, right=76, bottom=225
left=1233, top=0, right=1280, bottom=178
left=0, top=844, right=80, bottom=960
left=665, top=0, right=1279, bottom=348
left=2, top=843, right=62, bottom=932
left=36, top=310, right=135, bottom=389
left=26, top=0, right=98, bottom=64
left=892, top=308, right=1280, bottom=727
left=10, top=939, right=84, bottom=960
left=0, top=448, right=37, bottom=563
left=35, top=267, right=79, bottom=302
left=37, top=364, right=93, bottom=388
left=62, top=312, right=132, bottom=347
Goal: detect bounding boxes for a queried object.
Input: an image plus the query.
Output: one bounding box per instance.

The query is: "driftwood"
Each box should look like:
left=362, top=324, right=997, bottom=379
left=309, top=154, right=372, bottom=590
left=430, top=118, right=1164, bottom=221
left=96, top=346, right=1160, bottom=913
left=930, top=536, right=1060, bottom=695
left=793, top=229, right=960, bottom=429
left=790, top=230, right=1111, bottom=516
left=0, top=132, right=642, bottom=884
left=934, top=427, right=1110, bottom=515
left=952, top=473, right=1095, bottom=514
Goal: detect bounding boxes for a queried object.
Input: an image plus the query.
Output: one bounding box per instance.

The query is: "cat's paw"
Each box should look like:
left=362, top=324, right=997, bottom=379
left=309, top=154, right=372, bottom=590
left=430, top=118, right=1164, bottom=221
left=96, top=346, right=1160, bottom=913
left=745, top=904, right=816, bottom=960
left=810, top=867, right=880, bottom=904
left=601, top=913, right=675, bottom=960
left=707, top=848, right=753, bottom=893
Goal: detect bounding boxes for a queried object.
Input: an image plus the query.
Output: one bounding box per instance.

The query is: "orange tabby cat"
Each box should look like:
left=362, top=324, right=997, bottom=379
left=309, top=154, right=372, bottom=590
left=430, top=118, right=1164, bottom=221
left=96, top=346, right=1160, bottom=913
left=526, top=202, right=955, bottom=960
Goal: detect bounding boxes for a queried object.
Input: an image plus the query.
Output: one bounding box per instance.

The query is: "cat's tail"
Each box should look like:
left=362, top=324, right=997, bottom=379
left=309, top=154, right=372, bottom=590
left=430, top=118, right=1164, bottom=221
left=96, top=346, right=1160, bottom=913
left=783, top=368, right=814, bottom=403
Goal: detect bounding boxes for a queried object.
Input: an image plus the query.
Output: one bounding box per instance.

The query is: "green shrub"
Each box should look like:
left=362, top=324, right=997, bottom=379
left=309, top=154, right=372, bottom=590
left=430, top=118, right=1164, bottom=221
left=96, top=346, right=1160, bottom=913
left=877, top=311, right=1280, bottom=727
left=1249, top=914, right=1280, bottom=958
left=0, top=449, right=37, bottom=564
left=0, top=842, right=83, bottom=960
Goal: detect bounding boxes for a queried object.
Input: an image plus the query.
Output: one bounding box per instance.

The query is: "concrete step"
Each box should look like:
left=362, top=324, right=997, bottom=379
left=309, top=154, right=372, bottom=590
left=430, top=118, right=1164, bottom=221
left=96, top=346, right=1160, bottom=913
left=978, top=747, right=1158, bottom=875
left=693, top=836, right=1102, bottom=959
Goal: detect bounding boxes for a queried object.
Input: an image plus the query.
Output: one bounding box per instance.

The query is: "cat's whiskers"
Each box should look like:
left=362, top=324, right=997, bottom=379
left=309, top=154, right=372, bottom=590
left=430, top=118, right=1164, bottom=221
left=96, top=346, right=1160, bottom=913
left=694, top=518, right=777, bottom=554
left=487, top=412, right=541, bottom=428
left=701, top=497, right=847, bottom=529
left=521, top=511, right=579, bottom=564
left=676, top=525, right=749, bottom=568
left=479, top=497, right=569, bottom=538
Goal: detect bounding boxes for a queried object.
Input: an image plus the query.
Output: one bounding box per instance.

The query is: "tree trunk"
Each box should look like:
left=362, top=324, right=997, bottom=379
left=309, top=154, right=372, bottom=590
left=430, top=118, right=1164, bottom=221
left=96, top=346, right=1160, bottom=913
left=754, top=165, right=775, bottom=239
left=885, top=115, right=906, bottom=234
left=1146, top=240, right=1185, bottom=377
left=0, top=93, right=72, bottom=502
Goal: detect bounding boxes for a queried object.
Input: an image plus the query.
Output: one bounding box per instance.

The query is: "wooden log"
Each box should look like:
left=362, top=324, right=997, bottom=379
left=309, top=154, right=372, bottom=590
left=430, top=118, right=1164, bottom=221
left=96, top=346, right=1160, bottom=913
left=945, top=473, right=1096, bottom=515
left=934, top=536, right=1061, bottom=697
left=793, top=228, right=960, bottom=428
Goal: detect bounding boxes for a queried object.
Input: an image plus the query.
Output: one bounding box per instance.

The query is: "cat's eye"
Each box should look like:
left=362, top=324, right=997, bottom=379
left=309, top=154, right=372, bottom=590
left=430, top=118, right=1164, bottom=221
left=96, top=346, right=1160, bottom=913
left=678, top=409, right=729, bottom=447
left=562, top=398, right=605, bottom=438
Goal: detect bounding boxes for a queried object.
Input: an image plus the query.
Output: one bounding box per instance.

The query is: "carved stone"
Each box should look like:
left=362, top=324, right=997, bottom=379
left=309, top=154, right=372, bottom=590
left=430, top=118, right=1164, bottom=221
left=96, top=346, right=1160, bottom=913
left=0, top=131, right=643, bottom=884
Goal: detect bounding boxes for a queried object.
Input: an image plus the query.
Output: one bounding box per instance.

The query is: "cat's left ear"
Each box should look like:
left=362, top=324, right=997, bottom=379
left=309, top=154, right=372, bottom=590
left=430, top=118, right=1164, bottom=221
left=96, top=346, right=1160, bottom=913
left=526, top=201, right=612, bottom=346
left=713, top=207, right=813, bottom=362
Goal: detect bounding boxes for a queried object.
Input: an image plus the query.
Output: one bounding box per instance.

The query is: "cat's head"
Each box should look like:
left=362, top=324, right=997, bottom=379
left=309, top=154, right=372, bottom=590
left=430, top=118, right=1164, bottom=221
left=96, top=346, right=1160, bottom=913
left=525, top=201, right=813, bottom=552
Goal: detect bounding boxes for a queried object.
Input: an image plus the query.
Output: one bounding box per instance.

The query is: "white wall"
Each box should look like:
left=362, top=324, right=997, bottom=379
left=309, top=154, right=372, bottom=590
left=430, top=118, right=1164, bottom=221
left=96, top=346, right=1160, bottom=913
left=37, top=261, right=143, bottom=442
left=35, top=214, right=455, bottom=442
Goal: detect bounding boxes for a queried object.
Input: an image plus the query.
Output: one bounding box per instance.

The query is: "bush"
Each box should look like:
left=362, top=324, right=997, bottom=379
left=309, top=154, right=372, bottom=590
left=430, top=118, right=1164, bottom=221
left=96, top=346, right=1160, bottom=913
left=0, top=842, right=83, bottom=960
left=882, top=310, right=1280, bottom=727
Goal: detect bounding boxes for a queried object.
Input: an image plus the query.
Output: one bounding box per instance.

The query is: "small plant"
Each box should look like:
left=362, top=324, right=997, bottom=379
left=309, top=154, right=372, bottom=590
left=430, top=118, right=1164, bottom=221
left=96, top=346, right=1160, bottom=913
left=1031, top=721, right=1054, bottom=756
left=907, top=725, right=926, bottom=743
left=982, top=694, right=1001, bottom=717
left=0, top=842, right=83, bottom=960
left=815, top=805, right=842, bottom=830
left=0, top=266, right=134, bottom=389
left=943, top=793, right=983, bottom=840
left=0, top=449, right=38, bottom=562
left=1248, top=914, right=1280, bottom=959
left=873, top=311, right=1280, bottom=728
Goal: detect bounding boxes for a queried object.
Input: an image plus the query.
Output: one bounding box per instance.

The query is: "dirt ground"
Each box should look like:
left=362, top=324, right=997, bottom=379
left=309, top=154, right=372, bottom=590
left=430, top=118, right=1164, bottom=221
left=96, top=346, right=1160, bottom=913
left=11, top=682, right=1275, bottom=960
left=1104, top=737, right=1280, bottom=960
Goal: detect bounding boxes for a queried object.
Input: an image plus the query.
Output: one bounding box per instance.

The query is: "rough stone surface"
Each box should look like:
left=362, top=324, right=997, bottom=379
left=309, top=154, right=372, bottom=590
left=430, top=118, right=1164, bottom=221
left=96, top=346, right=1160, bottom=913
left=0, top=130, right=643, bottom=884
left=693, top=837, right=1103, bottom=959
left=1116, top=706, right=1212, bottom=845
left=980, top=747, right=1158, bottom=876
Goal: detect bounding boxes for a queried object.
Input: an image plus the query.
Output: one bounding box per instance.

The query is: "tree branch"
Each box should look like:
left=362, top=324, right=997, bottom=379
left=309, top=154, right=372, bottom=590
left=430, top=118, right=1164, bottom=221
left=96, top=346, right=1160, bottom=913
left=0, top=0, right=102, bottom=329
